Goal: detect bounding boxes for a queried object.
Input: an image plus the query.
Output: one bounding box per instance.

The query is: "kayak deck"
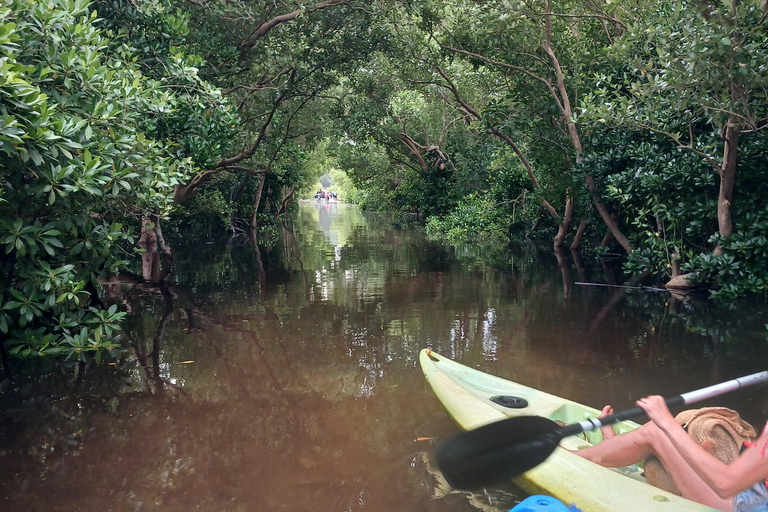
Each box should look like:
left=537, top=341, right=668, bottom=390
left=420, top=349, right=720, bottom=512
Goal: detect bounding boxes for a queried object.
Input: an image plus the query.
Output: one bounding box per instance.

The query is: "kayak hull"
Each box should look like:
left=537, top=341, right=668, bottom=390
left=420, top=349, right=720, bottom=512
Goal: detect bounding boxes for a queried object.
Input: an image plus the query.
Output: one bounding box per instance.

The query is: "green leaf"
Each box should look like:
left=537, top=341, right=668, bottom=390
left=2, top=301, right=22, bottom=310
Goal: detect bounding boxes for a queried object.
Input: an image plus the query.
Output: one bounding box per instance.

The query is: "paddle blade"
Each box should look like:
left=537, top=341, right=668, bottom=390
left=436, top=416, right=562, bottom=490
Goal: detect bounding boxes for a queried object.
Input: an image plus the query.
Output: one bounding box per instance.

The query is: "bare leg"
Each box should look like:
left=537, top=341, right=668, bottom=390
left=600, top=405, right=616, bottom=440
left=577, top=421, right=656, bottom=467
left=576, top=422, right=734, bottom=511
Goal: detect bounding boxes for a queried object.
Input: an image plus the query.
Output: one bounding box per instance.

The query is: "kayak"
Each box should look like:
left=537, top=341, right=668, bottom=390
left=419, top=349, right=720, bottom=512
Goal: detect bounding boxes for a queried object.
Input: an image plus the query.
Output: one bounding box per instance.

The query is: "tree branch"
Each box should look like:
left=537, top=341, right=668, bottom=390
left=438, top=42, right=564, bottom=114
left=237, top=0, right=349, bottom=53
left=399, top=132, right=430, bottom=170
left=634, top=122, right=723, bottom=174
left=543, top=0, right=582, bottom=155
left=217, top=68, right=297, bottom=168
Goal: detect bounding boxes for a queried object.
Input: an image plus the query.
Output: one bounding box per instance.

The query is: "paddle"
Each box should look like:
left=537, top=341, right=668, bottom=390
left=436, top=370, right=768, bottom=490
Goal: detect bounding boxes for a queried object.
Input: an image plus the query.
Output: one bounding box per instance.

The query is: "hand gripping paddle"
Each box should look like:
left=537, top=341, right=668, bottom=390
left=437, top=370, right=768, bottom=490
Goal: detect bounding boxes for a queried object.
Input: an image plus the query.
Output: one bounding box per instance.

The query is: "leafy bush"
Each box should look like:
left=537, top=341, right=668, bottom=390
left=580, top=127, right=768, bottom=299
left=425, top=193, right=508, bottom=244
left=0, top=0, right=232, bottom=363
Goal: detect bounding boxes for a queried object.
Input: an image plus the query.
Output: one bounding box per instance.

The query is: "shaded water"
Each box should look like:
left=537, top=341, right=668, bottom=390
left=2, top=202, right=768, bottom=512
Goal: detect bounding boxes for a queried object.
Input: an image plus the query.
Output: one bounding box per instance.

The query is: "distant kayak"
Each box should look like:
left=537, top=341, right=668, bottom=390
left=419, top=349, right=720, bottom=512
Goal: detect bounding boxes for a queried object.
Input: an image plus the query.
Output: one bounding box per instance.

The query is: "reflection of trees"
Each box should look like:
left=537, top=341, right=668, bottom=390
left=107, top=205, right=768, bottom=416
left=0, top=318, right=458, bottom=511
left=4, top=203, right=768, bottom=511
left=101, top=273, right=215, bottom=396
left=622, top=292, right=768, bottom=358
left=131, top=283, right=174, bottom=394
left=553, top=246, right=572, bottom=299
left=152, top=206, right=768, bottom=381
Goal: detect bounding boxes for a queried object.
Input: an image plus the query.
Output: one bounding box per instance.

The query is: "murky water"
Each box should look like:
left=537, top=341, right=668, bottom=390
left=2, top=202, right=768, bottom=512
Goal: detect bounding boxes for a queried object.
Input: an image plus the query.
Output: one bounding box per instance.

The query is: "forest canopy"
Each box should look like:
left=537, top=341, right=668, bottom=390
left=1, top=0, right=767, bottom=365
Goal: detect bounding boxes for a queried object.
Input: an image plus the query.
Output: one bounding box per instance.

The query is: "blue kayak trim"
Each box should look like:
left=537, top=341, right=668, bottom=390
left=509, top=495, right=581, bottom=512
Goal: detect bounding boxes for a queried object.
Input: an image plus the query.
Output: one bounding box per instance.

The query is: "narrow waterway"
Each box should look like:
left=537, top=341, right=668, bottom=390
left=2, top=202, right=768, bottom=512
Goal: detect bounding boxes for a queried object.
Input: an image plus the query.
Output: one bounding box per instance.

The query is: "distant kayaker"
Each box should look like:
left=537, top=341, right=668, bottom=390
left=576, top=396, right=768, bottom=512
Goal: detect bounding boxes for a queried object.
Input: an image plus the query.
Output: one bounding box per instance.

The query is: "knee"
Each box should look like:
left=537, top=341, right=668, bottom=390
left=637, top=421, right=665, bottom=448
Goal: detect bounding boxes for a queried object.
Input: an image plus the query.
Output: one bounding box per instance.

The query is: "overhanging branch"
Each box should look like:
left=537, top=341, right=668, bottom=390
left=237, top=0, right=349, bottom=53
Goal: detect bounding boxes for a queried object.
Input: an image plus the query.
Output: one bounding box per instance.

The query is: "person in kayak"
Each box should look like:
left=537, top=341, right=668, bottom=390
left=576, top=396, right=768, bottom=512
left=598, top=405, right=617, bottom=439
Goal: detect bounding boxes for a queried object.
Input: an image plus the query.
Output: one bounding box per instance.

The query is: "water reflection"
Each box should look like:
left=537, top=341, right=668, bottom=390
left=2, top=204, right=768, bottom=512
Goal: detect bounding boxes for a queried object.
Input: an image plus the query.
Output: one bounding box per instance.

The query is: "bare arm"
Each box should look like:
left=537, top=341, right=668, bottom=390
left=639, top=395, right=768, bottom=498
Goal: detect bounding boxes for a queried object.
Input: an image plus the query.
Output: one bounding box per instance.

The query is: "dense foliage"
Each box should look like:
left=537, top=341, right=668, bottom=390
left=0, top=0, right=233, bottom=363
left=2, top=0, right=768, bottom=367
left=337, top=0, right=768, bottom=300
left=579, top=0, right=768, bottom=299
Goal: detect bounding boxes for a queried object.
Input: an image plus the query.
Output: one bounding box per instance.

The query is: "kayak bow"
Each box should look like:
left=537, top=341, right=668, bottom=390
left=420, top=349, right=721, bottom=512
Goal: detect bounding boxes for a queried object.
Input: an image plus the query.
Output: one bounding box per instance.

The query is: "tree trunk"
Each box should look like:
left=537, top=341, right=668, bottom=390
left=571, top=218, right=588, bottom=250
left=586, top=176, right=633, bottom=253
left=231, top=174, right=251, bottom=202
left=714, top=121, right=738, bottom=256
left=553, top=196, right=573, bottom=248
left=139, top=216, right=160, bottom=282
left=250, top=174, right=267, bottom=231
left=601, top=227, right=615, bottom=249
left=276, top=183, right=298, bottom=217
left=151, top=214, right=173, bottom=281
left=530, top=212, right=544, bottom=233
left=542, top=1, right=632, bottom=254
left=399, top=133, right=430, bottom=171
left=139, top=214, right=173, bottom=282
left=553, top=246, right=572, bottom=299
left=251, top=235, right=267, bottom=289
left=490, top=128, right=562, bottom=223
left=173, top=184, right=199, bottom=205
left=571, top=247, right=587, bottom=282
left=230, top=174, right=251, bottom=233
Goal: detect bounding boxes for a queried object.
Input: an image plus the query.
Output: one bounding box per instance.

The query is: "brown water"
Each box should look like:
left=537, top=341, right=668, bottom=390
left=2, top=202, right=768, bottom=512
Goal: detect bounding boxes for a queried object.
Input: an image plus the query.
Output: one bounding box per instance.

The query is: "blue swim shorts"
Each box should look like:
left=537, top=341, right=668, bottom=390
left=734, top=483, right=768, bottom=512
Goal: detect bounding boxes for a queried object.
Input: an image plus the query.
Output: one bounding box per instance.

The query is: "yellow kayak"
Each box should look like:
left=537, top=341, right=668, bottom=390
left=420, top=349, right=720, bottom=512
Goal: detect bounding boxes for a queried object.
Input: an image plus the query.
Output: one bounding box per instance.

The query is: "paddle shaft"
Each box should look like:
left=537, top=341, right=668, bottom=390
left=436, top=369, right=768, bottom=489
left=557, top=370, right=768, bottom=439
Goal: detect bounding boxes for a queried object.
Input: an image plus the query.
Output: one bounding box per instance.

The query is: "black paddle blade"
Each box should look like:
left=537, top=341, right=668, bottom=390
left=436, top=416, right=562, bottom=490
